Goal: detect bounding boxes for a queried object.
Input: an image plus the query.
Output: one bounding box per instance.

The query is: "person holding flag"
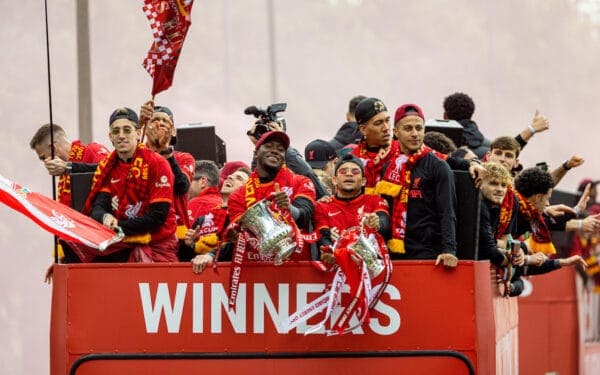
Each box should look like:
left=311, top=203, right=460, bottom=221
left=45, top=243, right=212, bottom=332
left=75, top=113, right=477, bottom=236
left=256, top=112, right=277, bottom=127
left=68, top=107, right=179, bottom=263
left=139, top=100, right=195, bottom=246
left=142, top=0, right=195, bottom=96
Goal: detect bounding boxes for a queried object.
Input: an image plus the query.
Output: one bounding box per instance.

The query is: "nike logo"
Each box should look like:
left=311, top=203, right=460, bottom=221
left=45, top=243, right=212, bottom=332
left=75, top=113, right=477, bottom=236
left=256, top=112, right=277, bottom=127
left=110, top=178, right=120, bottom=184
left=328, top=211, right=341, bottom=217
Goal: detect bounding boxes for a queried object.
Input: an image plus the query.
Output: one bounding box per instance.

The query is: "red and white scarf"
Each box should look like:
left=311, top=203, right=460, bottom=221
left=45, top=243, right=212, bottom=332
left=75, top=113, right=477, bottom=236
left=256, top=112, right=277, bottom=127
left=515, top=190, right=556, bottom=255
left=374, top=145, right=432, bottom=253
left=283, top=226, right=391, bottom=335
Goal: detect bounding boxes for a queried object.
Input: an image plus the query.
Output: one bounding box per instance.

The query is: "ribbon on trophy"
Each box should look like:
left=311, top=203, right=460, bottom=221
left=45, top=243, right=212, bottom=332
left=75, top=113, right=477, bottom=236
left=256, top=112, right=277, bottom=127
left=283, top=224, right=392, bottom=335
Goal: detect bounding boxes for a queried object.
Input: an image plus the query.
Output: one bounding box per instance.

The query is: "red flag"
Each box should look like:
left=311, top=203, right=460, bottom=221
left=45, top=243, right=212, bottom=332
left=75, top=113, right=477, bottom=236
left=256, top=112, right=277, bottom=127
left=0, top=174, right=121, bottom=250
left=142, top=0, right=195, bottom=96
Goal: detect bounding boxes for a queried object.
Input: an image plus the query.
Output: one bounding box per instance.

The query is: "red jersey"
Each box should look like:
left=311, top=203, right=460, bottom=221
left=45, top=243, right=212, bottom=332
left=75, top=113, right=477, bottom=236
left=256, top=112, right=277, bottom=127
left=227, top=166, right=316, bottom=262
left=188, top=186, right=222, bottom=221
left=228, top=167, right=316, bottom=223
left=314, top=194, right=389, bottom=240
left=58, top=140, right=108, bottom=206
left=172, top=151, right=195, bottom=229
left=96, top=148, right=177, bottom=242
left=351, top=140, right=400, bottom=194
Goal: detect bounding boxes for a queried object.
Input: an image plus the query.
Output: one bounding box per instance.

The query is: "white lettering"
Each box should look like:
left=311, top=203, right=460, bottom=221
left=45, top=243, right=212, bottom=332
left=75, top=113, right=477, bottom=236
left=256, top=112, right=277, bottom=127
left=369, top=284, right=401, bottom=335
left=211, top=283, right=246, bottom=333
left=192, top=283, right=203, bottom=333
left=139, top=283, right=187, bottom=333
left=254, top=283, right=289, bottom=333
left=137, top=281, right=401, bottom=336
left=296, top=283, right=327, bottom=334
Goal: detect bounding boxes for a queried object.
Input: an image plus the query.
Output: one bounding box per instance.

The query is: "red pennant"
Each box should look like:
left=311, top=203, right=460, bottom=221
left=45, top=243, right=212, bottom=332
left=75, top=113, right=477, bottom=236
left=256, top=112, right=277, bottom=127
left=0, top=174, right=120, bottom=249
left=142, top=0, right=195, bottom=95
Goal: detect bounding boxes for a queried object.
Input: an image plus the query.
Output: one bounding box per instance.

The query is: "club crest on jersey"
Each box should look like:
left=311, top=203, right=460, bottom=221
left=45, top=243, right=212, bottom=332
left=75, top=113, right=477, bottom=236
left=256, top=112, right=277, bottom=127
left=125, top=202, right=143, bottom=219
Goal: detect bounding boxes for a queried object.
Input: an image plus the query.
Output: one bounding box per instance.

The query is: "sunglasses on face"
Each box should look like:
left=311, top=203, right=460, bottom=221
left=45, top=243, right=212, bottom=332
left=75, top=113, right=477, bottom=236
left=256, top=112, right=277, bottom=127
left=337, top=167, right=362, bottom=176
left=110, top=126, right=136, bottom=135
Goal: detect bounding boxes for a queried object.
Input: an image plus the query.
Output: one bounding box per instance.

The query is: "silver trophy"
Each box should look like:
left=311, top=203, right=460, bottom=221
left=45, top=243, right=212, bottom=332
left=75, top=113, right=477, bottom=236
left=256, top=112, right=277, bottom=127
left=239, top=199, right=297, bottom=265
left=336, top=227, right=384, bottom=279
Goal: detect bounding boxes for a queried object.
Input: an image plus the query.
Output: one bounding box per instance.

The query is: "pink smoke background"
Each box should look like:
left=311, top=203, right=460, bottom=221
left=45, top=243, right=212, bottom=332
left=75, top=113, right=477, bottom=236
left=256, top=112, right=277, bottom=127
left=1, top=1, right=600, bottom=373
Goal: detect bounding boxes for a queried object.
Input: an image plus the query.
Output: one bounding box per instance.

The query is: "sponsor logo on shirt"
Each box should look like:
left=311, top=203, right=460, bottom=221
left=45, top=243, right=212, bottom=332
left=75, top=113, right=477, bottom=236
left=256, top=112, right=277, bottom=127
left=155, top=175, right=171, bottom=188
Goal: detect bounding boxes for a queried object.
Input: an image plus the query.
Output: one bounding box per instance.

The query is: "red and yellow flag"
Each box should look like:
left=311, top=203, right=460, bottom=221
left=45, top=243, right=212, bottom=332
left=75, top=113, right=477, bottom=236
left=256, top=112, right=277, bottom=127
left=142, top=0, right=195, bottom=95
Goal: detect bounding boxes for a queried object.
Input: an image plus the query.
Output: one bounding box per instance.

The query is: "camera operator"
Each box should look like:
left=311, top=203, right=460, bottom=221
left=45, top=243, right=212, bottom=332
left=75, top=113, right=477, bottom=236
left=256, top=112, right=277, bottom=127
left=245, top=105, right=330, bottom=200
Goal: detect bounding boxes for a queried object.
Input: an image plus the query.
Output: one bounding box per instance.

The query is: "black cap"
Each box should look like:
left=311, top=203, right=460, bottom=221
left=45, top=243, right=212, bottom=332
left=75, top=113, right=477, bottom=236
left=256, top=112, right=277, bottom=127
left=354, top=97, right=387, bottom=124
left=154, top=106, right=174, bottom=122
left=334, top=153, right=365, bottom=176
left=109, top=107, right=139, bottom=127
left=304, top=139, right=336, bottom=168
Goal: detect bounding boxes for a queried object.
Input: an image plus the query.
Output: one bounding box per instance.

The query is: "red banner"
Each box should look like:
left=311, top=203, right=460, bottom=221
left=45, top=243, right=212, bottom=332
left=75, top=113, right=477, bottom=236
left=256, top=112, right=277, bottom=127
left=51, top=261, right=521, bottom=374
left=142, top=0, right=195, bottom=95
left=0, top=174, right=120, bottom=249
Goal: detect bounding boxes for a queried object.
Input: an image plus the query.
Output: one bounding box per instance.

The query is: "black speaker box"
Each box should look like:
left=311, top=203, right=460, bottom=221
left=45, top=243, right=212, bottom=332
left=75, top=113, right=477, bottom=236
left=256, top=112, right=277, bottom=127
left=425, top=119, right=464, bottom=148
left=70, top=172, right=94, bottom=212
left=175, top=123, right=227, bottom=167
left=453, top=170, right=480, bottom=260
left=549, top=189, right=580, bottom=254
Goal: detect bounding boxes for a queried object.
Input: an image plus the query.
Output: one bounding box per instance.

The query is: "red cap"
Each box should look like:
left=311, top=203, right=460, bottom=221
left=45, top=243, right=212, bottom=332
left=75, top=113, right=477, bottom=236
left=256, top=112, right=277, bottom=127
left=394, top=103, right=425, bottom=125
left=219, top=161, right=250, bottom=188
left=589, top=203, right=600, bottom=215
left=578, top=178, right=600, bottom=192
left=254, top=131, right=290, bottom=151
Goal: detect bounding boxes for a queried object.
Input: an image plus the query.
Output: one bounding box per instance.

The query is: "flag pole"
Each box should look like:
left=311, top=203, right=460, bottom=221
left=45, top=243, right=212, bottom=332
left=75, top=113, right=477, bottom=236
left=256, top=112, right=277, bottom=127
left=44, top=0, right=59, bottom=264
left=140, top=94, right=155, bottom=144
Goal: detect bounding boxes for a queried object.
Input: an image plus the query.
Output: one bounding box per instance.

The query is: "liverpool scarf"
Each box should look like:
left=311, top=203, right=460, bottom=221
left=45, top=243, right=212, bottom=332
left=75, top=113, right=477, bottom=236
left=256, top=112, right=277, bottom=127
left=515, top=190, right=556, bottom=255
left=375, top=145, right=432, bottom=253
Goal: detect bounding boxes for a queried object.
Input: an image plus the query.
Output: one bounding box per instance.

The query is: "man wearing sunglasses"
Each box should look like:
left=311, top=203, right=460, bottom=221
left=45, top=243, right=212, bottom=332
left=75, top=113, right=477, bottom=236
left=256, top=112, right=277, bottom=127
left=313, top=153, right=390, bottom=263
left=68, top=107, right=179, bottom=263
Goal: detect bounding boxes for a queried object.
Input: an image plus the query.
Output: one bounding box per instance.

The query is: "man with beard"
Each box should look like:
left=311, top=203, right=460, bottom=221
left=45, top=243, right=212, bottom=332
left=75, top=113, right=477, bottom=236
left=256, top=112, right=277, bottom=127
left=375, top=103, right=458, bottom=267
left=313, top=154, right=390, bottom=263
left=352, top=98, right=483, bottom=194
left=350, top=97, right=398, bottom=194
left=227, top=131, right=316, bottom=262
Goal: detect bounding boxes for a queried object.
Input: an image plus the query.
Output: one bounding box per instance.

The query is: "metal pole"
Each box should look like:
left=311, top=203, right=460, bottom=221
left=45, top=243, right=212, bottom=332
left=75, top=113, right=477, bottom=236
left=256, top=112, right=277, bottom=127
left=267, top=0, right=278, bottom=102
left=43, top=0, right=59, bottom=264
left=76, top=0, right=93, bottom=143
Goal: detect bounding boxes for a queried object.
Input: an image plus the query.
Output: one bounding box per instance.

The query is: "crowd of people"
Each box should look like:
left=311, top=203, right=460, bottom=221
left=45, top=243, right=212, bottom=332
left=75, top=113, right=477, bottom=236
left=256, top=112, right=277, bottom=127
left=30, top=92, right=600, bottom=295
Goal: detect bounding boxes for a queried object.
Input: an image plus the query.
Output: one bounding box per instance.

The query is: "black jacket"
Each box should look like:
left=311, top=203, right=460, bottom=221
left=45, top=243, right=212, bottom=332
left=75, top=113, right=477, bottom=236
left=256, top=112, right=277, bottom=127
left=384, top=153, right=457, bottom=259
left=457, top=119, right=491, bottom=159
left=329, top=121, right=362, bottom=151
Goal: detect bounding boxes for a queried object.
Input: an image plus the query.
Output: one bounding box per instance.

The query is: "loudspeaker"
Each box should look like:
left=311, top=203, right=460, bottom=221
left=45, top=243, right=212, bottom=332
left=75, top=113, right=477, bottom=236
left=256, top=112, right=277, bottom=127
left=175, top=123, right=227, bottom=167
left=549, top=189, right=580, bottom=254
left=425, top=119, right=464, bottom=148
left=70, top=172, right=94, bottom=212
left=453, top=170, right=480, bottom=260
